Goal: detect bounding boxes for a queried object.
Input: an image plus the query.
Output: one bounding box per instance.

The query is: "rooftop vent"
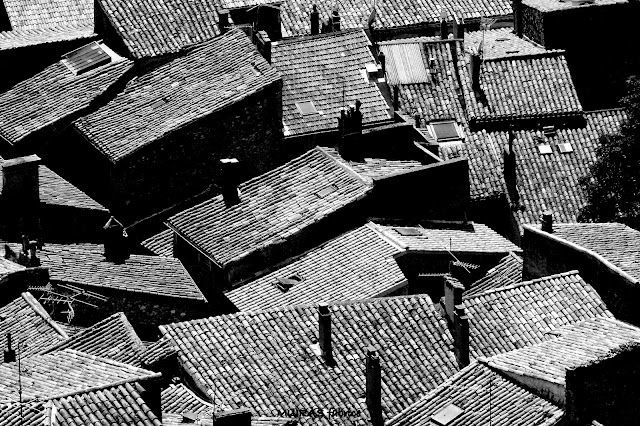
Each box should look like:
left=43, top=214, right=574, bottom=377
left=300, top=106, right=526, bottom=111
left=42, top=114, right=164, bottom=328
left=538, top=144, right=552, bottom=155
left=316, top=184, right=337, bottom=198
left=429, top=121, right=464, bottom=143
left=431, top=404, right=464, bottom=426
left=558, top=143, right=573, bottom=153
left=393, top=227, right=424, bottom=237
left=296, top=100, right=319, bottom=116
left=276, top=275, right=302, bottom=292
left=62, top=42, right=111, bottom=75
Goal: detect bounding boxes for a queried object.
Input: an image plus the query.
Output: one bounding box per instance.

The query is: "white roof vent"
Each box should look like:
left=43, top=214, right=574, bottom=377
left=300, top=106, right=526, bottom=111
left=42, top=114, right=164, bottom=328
left=558, top=143, right=573, bottom=153
left=431, top=404, right=464, bottom=425
left=538, top=144, right=553, bottom=155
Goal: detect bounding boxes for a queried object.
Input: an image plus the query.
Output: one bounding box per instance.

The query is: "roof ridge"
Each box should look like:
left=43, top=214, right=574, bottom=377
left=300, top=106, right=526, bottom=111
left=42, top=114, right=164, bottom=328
left=277, top=28, right=366, bottom=45
left=483, top=49, right=567, bottom=62
left=316, top=146, right=372, bottom=185
left=21, top=292, right=69, bottom=339
left=365, top=222, right=407, bottom=252
left=465, top=270, right=581, bottom=299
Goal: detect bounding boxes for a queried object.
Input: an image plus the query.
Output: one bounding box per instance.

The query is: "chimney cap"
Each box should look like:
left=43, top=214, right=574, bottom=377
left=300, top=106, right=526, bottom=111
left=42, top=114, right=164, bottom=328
left=367, top=346, right=378, bottom=358
left=0, top=154, right=41, bottom=169
left=318, top=302, right=330, bottom=314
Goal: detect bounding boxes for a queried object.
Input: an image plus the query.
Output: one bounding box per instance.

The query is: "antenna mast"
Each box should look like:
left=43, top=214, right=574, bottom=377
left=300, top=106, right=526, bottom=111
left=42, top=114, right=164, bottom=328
left=17, top=340, right=23, bottom=426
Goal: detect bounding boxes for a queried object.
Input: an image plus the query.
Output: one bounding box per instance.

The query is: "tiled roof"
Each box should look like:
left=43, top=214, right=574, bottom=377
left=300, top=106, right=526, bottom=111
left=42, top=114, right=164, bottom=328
left=160, top=296, right=459, bottom=424
left=38, top=165, right=108, bottom=211
left=0, top=24, right=94, bottom=50
left=272, top=30, right=391, bottom=137
left=2, top=0, right=93, bottom=31
left=54, top=321, right=86, bottom=336
left=372, top=221, right=521, bottom=255
left=387, top=362, right=563, bottom=426
left=4, top=243, right=205, bottom=300
left=162, top=383, right=216, bottom=415
left=464, top=28, right=546, bottom=60
left=0, top=382, right=162, bottom=426
left=463, top=271, right=613, bottom=358
left=141, top=229, right=174, bottom=257
left=322, top=147, right=428, bottom=180
left=550, top=223, right=640, bottom=282
left=439, top=109, right=628, bottom=222
left=0, top=349, right=159, bottom=403
left=464, top=252, right=522, bottom=297
left=73, top=30, right=281, bottom=162
left=382, top=40, right=469, bottom=124
left=0, top=54, right=132, bottom=145
left=278, top=0, right=511, bottom=37
left=485, top=316, right=640, bottom=386
left=43, top=312, right=146, bottom=367
left=0, top=257, right=24, bottom=277
left=96, top=0, right=220, bottom=58
left=0, top=293, right=68, bottom=361
left=462, top=51, right=583, bottom=123
left=141, top=335, right=177, bottom=366
left=523, top=0, right=627, bottom=12
left=226, top=223, right=406, bottom=311
left=166, top=147, right=372, bottom=267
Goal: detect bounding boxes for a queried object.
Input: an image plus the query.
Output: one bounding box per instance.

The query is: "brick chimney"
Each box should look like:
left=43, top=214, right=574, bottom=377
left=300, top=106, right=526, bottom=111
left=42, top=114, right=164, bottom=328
left=220, top=158, right=241, bottom=207
left=103, top=216, right=129, bottom=264
left=255, top=30, right=271, bottom=63
left=440, top=9, right=448, bottom=40
left=541, top=211, right=553, bottom=233
left=310, top=4, right=320, bottom=35
left=218, top=9, right=229, bottom=34
left=4, top=333, right=16, bottom=363
left=365, top=347, right=383, bottom=426
left=318, top=302, right=332, bottom=364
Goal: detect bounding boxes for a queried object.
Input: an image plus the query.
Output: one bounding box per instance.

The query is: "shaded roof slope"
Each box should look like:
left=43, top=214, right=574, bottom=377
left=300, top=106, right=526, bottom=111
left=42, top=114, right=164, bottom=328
left=226, top=223, right=406, bottom=311
left=0, top=55, right=132, bottom=145
left=322, top=147, right=429, bottom=180
left=0, top=382, right=162, bottom=426
left=0, top=24, right=94, bottom=50
left=160, top=295, right=459, bottom=424
left=43, top=312, right=146, bottom=367
left=463, top=271, right=613, bottom=358
left=141, top=228, right=174, bottom=257
left=272, top=30, right=391, bottom=137
left=387, top=361, right=562, bottom=426
left=0, top=292, right=68, bottom=361
left=166, top=147, right=372, bottom=267
left=0, top=349, right=159, bottom=402
left=2, top=0, right=92, bottom=31
left=439, top=109, right=627, bottom=223
left=96, top=0, right=221, bottom=58
left=465, top=252, right=523, bottom=297
left=551, top=223, right=640, bottom=281
left=73, top=29, right=280, bottom=162
left=465, top=28, right=546, bottom=60
left=38, top=164, right=107, bottom=211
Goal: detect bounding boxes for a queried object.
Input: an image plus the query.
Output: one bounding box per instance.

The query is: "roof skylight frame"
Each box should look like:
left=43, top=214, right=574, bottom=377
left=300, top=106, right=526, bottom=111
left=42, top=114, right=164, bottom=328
left=558, top=143, right=573, bottom=153
left=295, top=100, right=319, bottom=116
left=393, top=227, right=424, bottom=237
left=316, top=184, right=338, bottom=198
left=431, top=404, right=464, bottom=425
left=61, top=41, right=112, bottom=75
left=275, top=275, right=303, bottom=292
left=428, top=120, right=464, bottom=143
left=538, top=144, right=553, bottom=155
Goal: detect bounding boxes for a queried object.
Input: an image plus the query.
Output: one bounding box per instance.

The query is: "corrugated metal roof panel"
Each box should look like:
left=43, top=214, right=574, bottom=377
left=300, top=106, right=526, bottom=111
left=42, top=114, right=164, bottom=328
left=381, top=42, right=430, bottom=85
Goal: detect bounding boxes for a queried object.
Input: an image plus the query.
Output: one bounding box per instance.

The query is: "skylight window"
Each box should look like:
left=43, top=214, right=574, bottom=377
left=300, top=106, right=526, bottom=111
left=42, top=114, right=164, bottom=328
left=62, top=42, right=111, bottom=75
left=393, top=227, right=424, bottom=237
left=428, top=121, right=464, bottom=143
left=558, top=143, right=573, bottom=153
left=276, top=275, right=302, bottom=292
left=538, top=144, right=553, bottom=154
left=296, top=100, right=319, bottom=116
left=316, top=184, right=337, bottom=198
left=431, top=404, right=464, bottom=426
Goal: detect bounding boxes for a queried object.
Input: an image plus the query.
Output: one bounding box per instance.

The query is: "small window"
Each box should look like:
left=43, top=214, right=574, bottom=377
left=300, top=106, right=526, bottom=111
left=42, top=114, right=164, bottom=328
left=429, top=121, right=463, bottom=143
left=316, top=184, right=337, bottom=198
left=558, top=143, right=573, bottom=153
left=296, top=100, right=319, bottom=116
left=276, top=275, right=302, bottom=292
left=538, top=144, right=553, bottom=154
left=431, top=404, right=464, bottom=426
left=393, top=227, right=424, bottom=237
left=62, top=42, right=111, bottom=75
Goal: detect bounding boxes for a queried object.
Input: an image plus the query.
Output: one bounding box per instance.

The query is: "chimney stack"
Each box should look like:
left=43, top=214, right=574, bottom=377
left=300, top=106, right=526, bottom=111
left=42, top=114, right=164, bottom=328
left=218, top=9, right=229, bottom=34
left=414, top=114, right=421, bottom=128
left=393, top=86, right=399, bottom=111
left=331, top=9, right=340, bottom=31
left=214, top=408, right=252, bottom=426
left=443, top=275, right=464, bottom=323
left=103, top=216, right=129, bottom=264
left=440, top=9, right=448, bottom=40
left=220, top=158, right=241, bottom=207
left=453, top=305, right=470, bottom=366
left=337, top=101, right=364, bottom=160
left=255, top=30, right=271, bottom=63
left=4, top=333, right=16, bottom=363
left=453, top=14, right=464, bottom=39
left=504, top=127, right=519, bottom=208
left=513, top=0, right=523, bottom=37
left=541, top=211, right=553, bottom=233
left=365, top=347, right=383, bottom=426
left=470, top=53, right=481, bottom=91
left=310, top=5, right=320, bottom=35
left=378, top=50, right=386, bottom=76
left=318, top=303, right=332, bottom=364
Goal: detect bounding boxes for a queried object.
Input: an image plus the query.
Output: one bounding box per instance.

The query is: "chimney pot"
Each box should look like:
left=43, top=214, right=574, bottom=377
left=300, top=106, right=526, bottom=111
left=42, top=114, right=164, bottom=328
left=318, top=302, right=332, bottom=363
left=256, top=30, right=271, bottom=63
left=21, top=234, right=29, bottom=255
left=378, top=50, right=386, bottom=76
left=453, top=304, right=470, bottom=366
left=513, top=0, right=523, bottom=37
left=453, top=15, right=465, bottom=39
left=366, top=347, right=383, bottom=426
left=103, top=216, right=129, bottom=264
left=414, top=114, right=421, bottom=128
left=440, top=9, right=448, bottom=40
left=541, top=211, right=553, bottom=233
left=220, top=158, right=241, bottom=207
left=310, top=5, right=320, bottom=35
left=332, top=9, right=340, bottom=31
left=470, top=53, right=481, bottom=91
left=4, top=333, right=16, bottom=363
left=218, top=9, right=229, bottom=34
left=444, top=274, right=464, bottom=323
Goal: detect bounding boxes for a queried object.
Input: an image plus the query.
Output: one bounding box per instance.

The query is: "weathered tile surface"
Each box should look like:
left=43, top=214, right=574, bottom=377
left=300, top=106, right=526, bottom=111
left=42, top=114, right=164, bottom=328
left=465, top=252, right=523, bottom=297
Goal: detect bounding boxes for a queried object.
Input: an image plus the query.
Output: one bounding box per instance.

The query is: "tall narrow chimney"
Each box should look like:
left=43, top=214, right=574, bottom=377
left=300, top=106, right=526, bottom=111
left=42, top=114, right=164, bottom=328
left=103, top=216, right=129, bottom=264
left=470, top=53, right=481, bottom=91
left=331, top=9, right=340, bottom=31
left=453, top=15, right=464, bottom=39
left=504, top=127, right=519, bottom=207
left=4, top=333, right=16, bottom=363
left=366, top=347, right=383, bottom=426
left=393, top=86, right=399, bottom=111
left=220, top=158, right=241, bottom=207
left=443, top=275, right=464, bottom=323
left=453, top=305, right=470, bottom=366
left=541, top=211, right=553, bottom=233
left=513, top=0, right=523, bottom=37
left=378, top=50, right=386, bottom=76
left=440, top=9, right=448, bottom=40
left=256, top=30, right=271, bottom=63
left=414, top=114, right=421, bottom=128
left=310, top=5, right=320, bottom=35
left=218, top=9, right=229, bottom=34
left=318, top=303, right=332, bottom=363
